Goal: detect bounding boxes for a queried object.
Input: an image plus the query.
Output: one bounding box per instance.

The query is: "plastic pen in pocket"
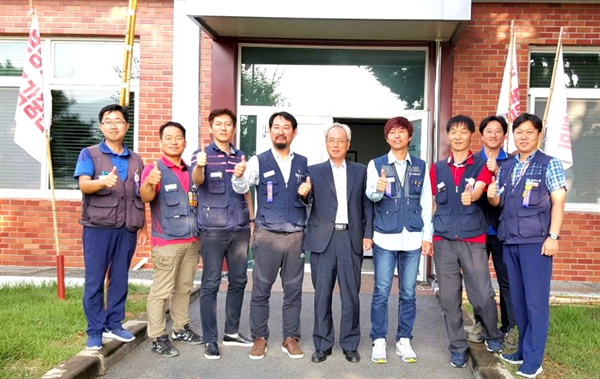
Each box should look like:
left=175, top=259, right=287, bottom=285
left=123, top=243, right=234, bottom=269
left=267, top=181, right=273, bottom=203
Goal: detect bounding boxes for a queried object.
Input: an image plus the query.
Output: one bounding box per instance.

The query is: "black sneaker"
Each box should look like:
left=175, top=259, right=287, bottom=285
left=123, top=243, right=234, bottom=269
left=204, top=342, right=221, bottom=360
left=152, top=334, right=180, bottom=358
left=172, top=323, right=203, bottom=345
left=223, top=332, right=253, bottom=347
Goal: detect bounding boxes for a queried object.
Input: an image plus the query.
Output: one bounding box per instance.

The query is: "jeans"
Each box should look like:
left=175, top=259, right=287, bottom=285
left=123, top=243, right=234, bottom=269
left=199, top=229, right=250, bottom=343
left=370, top=244, right=421, bottom=341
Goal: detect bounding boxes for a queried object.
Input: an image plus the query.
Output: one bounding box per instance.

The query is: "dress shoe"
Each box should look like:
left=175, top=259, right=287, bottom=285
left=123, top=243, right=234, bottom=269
left=311, top=348, right=332, bottom=363
left=343, top=349, right=361, bottom=363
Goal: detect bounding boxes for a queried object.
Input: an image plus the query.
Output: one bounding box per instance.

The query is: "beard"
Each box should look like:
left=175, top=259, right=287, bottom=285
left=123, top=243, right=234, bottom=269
left=275, top=142, right=288, bottom=149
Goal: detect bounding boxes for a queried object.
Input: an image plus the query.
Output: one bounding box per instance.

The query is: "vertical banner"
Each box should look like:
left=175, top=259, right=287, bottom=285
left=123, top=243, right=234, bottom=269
left=543, top=35, right=573, bottom=170
left=496, top=20, right=520, bottom=154
left=14, top=12, right=46, bottom=162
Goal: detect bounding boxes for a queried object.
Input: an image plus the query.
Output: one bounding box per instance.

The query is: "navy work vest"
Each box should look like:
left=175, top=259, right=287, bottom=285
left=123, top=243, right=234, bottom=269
left=150, top=160, right=197, bottom=240
left=373, top=154, right=426, bottom=234
left=255, top=151, right=308, bottom=233
left=433, top=156, right=487, bottom=240
left=196, top=143, right=250, bottom=231
left=497, top=152, right=552, bottom=244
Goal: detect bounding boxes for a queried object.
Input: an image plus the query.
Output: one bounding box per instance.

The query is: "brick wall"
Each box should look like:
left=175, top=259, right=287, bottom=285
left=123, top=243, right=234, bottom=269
left=0, top=0, right=175, bottom=268
left=453, top=3, right=600, bottom=282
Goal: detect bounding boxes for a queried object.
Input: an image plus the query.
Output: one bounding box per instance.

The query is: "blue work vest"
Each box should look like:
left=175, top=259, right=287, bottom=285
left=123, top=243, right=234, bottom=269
left=150, top=160, right=197, bottom=240
left=255, top=151, right=308, bottom=233
left=373, top=154, right=426, bottom=233
left=433, top=157, right=487, bottom=240
left=497, top=152, right=552, bottom=245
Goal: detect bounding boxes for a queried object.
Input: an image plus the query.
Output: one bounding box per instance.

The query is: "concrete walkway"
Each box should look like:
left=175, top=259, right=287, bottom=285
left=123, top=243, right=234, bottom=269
left=2, top=265, right=598, bottom=379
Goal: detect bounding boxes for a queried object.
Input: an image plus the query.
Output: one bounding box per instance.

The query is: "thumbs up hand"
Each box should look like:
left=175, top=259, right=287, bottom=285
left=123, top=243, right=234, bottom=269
left=461, top=182, right=474, bottom=206
left=196, top=145, right=207, bottom=168
left=486, top=158, right=499, bottom=176
left=298, top=176, right=312, bottom=198
left=487, top=176, right=498, bottom=199
left=376, top=168, right=387, bottom=193
left=233, top=155, right=247, bottom=178
left=103, top=166, right=119, bottom=188
left=146, top=161, right=162, bottom=186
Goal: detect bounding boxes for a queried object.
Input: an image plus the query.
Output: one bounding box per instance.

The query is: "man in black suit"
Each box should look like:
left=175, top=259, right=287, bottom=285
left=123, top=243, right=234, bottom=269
left=298, top=123, right=373, bottom=364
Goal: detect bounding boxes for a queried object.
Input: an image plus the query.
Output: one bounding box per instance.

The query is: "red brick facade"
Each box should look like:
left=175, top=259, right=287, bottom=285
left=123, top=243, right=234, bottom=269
left=1, top=1, right=598, bottom=282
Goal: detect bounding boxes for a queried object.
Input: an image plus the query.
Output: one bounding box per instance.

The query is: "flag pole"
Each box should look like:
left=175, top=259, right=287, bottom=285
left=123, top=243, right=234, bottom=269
left=539, top=27, right=564, bottom=150
left=503, top=20, right=516, bottom=153
left=119, top=0, right=137, bottom=106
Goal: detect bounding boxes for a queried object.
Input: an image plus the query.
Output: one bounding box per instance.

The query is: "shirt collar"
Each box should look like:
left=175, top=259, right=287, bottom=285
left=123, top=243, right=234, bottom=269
left=329, top=159, right=346, bottom=169
left=516, top=150, right=538, bottom=163
left=387, top=150, right=412, bottom=165
left=209, top=141, right=236, bottom=155
left=271, top=148, right=294, bottom=161
left=160, top=156, right=188, bottom=170
left=447, top=151, right=474, bottom=167
left=480, top=147, right=508, bottom=160
left=99, top=140, right=130, bottom=156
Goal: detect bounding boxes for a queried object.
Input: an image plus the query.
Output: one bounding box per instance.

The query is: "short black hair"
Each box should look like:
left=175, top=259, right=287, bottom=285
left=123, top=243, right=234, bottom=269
left=269, top=111, right=298, bottom=130
left=446, top=115, right=475, bottom=133
left=159, top=121, right=186, bottom=139
left=513, top=113, right=543, bottom=133
left=479, top=115, right=508, bottom=135
left=98, top=104, right=128, bottom=123
left=208, top=108, right=236, bottom=127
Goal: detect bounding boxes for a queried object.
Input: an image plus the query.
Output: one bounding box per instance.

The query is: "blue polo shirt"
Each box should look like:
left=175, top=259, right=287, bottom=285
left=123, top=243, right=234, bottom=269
left=74, top=140, right=131, bottom=181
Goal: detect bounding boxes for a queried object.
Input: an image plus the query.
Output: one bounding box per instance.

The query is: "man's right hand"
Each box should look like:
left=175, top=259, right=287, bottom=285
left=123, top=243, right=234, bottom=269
left=298, top=176, right=312, bottom=198
left=196, top=145, right=207, bottom=168
left=146, top=161, right=162, bottom=186
left=376, top=168, right=387, bottom=193
left=102, top=166, right=119, bottom=188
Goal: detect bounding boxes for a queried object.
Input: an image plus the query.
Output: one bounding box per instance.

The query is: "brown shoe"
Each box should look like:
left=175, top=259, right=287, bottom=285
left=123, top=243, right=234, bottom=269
left=249, top=337, right=268, bottom=360
left=282, top=337, right=304, bottom=358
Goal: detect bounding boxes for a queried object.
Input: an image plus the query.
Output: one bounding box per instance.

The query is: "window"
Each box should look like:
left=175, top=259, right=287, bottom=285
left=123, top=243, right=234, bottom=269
left=529, top=50, right=600, bottom=210
left=0, top=39, right=139, bottom=194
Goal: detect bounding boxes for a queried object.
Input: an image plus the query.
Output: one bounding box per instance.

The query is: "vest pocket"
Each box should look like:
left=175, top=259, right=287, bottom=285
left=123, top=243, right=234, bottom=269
left=433, top=207, right=452, bottom=233
left=375, top=200, right=400, bottom=232
left=126, top=199, right=145, bottom=231
left=460, top=205, right=483, bottom=232
left=199, top=204, right=228, bottom=227
left=207, top=176, right=226, bottom=194
left=517, top=207, right=546, bottom=238
left=88, top=196, right=118, bottom=226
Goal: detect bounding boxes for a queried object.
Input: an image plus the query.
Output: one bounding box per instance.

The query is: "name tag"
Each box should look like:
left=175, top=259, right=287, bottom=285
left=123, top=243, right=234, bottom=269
left=165, top=184, right=178, bottom=192
left=210, top=171, right=223, bottom=179
left=263, top=170, right=275, bottom=178
left=387, top=177, right=396, bottom=183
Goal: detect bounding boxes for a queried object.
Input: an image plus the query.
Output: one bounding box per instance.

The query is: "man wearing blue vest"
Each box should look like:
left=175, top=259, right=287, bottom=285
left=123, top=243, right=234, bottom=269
left=488, top=113, right=566, bottom=379
left=232, top=111, right=309, bottom=360
left=191, top=108, right=253, bottom=360
left=366, top=116, right=432, bottom=365
left=74, top=104, right=147, bottom=350
left=469, top=116, right=516, bottom=349
left=429, top=115, right=504, bottom=369
left=140, top=121, right=202, bottom=357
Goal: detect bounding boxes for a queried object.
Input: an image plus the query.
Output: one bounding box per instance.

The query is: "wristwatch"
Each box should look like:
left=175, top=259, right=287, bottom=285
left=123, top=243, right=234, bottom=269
left=548, top=233, right=560, bottom=240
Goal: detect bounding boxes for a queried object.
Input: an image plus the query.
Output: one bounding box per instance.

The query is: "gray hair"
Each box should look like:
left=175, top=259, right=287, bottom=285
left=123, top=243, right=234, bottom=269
left=325, top=122, right=352, bottom=141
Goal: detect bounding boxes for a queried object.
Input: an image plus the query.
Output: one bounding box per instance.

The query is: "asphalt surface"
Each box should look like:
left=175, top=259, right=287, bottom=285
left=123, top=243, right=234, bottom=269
left=100, top=288, right=476, bottom=379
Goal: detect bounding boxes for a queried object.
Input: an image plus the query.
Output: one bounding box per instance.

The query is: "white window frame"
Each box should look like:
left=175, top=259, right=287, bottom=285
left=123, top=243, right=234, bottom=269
left=0, top=38, right=139, bottom=200
left=528, top=47, right=600, bottom=213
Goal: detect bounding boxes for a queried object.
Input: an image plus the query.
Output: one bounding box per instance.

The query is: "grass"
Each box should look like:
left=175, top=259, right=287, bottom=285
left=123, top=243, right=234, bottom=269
left=0, top=282, right=149, bottom=379
left=464, top=299, right=600, bottom=379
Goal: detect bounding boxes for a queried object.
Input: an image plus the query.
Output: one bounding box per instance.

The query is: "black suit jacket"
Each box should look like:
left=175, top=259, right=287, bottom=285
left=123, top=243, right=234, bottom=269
left=303, top=160, right=373, bottom=254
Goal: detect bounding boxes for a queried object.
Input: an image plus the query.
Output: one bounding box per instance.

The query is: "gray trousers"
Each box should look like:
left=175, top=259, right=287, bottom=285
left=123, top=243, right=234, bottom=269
left=433, top=239, right=503, bottom=353
left=250, top=229, right=305, bottom=341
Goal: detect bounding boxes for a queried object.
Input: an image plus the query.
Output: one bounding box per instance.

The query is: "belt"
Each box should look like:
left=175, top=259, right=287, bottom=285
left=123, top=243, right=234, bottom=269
left=334, top=224, right=348, bottom=231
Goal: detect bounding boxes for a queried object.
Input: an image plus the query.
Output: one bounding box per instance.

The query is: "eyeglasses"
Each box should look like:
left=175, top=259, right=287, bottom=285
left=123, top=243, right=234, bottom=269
left=102, top=119, right=126, bottom=127
left=326, top=138, right=349, bottom=145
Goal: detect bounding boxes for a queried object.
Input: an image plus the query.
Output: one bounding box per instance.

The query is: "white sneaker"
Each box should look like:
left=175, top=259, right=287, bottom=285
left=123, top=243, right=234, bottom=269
left=371, top=338, right=387, bottom=363
left=396, top=338, right=417, bottom=363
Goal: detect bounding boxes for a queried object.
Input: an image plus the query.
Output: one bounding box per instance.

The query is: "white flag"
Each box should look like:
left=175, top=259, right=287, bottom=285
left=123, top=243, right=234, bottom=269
left=543, top=42, right=573, bottom=170
left=14, top=13, right=47, bottom=163
left=496, top=23, right=520, bottom=154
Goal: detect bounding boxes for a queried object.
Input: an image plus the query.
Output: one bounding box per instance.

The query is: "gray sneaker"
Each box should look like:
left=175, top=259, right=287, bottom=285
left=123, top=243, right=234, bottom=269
left=503, top=328, right=518, bottom=350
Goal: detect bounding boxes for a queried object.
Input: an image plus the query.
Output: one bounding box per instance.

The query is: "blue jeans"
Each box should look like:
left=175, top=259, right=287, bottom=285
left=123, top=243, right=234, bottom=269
left=370, top=244, right=421, bottom=341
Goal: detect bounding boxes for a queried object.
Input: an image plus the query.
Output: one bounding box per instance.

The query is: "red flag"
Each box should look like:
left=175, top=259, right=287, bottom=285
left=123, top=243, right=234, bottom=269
left=14, top=12, right=47, bottom=163
left=496, top=21, right=520, bottom=154
left=543, top=36, right=573, bottom=170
